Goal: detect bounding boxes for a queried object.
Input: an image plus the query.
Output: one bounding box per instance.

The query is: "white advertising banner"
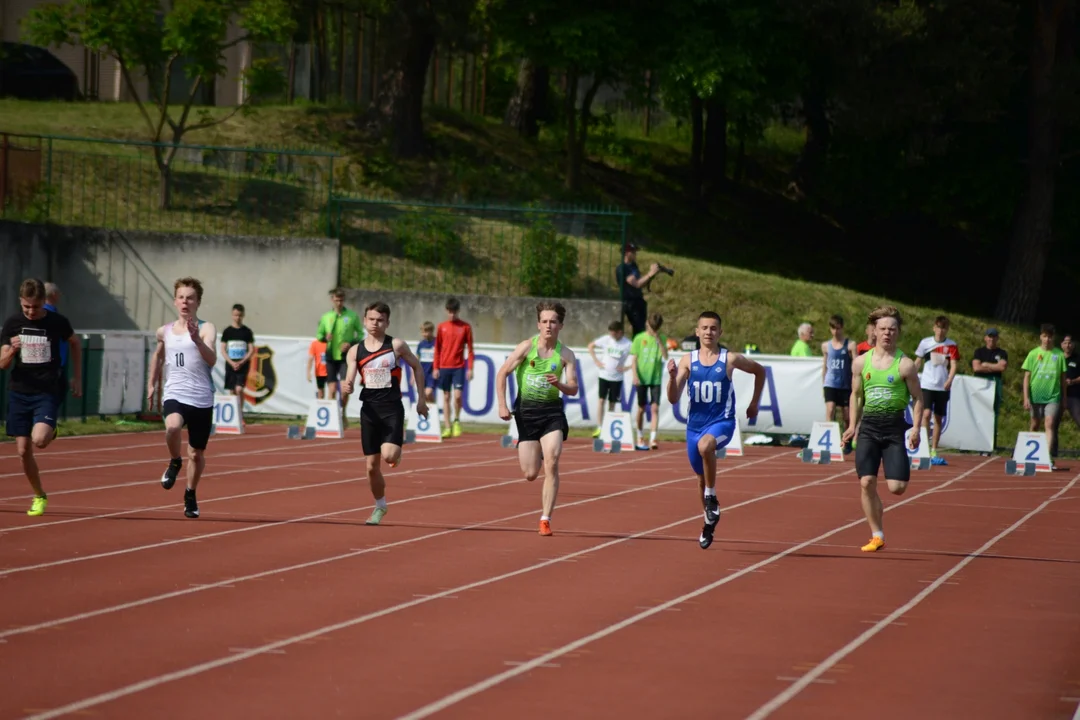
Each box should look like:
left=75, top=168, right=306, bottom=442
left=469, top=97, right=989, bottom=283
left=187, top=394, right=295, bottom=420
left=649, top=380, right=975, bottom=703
left=218, top=336, right=994, bottom=452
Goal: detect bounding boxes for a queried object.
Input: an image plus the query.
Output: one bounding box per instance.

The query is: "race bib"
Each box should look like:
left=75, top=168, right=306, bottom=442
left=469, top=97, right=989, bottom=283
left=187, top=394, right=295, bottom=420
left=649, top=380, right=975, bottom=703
left=419, top=347, right=435, bottom=363
left=930, top=352, right=946, bottom=367
left=19, top=333, right=51, bottom=365
left=362, top=366, right=392, bottom=389
left=227, top=340, right=247, bottom=360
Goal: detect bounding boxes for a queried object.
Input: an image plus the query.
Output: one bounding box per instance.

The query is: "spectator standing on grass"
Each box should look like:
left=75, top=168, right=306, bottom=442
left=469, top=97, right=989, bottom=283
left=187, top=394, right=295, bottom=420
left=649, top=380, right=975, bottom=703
left=316, top=288, right=363, bottom=427
left=790, top=323, right=815, bottom=357
left=915, top=315, right=959, bottom=466
left=220, top=303, right=255, bottom=425
left=630, top=313, right=668, bottom=450
left=972, top=328, right=1008, bottom=451
left=1062, top=334, right=1080, bottom=431
left=588, top=320, right=632, bottom=439
left=1021, top=324, right=1067, bottom=469
left=616, top=241, right=661, bottom=337
left=433, top=297, right=474, bottom=438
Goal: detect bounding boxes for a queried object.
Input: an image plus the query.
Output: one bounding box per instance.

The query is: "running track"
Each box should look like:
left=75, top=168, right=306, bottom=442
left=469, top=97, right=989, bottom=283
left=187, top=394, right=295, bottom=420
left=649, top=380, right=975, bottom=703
left=1, top=426, right=1078, bottom=719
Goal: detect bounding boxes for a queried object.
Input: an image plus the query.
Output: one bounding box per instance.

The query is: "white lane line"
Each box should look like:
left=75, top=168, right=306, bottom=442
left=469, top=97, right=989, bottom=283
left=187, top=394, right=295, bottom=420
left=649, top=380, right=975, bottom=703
left=0, top=453, right=759, bottom=640
left=0, top=446, right=683, bottom=575
left=15, top=453, right=837, bottom=720
left=0, top=440, right=496, bottom=533
left=743, top=468, right=1080, bottom=720
left=392, top=457, right=996, bottom=720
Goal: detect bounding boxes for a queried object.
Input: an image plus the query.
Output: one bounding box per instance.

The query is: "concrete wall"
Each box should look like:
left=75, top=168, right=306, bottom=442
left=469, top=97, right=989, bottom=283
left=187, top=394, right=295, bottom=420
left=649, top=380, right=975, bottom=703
left=0, top=222, right=339, bottom=336
left=342, top=289, right=622, bottom=347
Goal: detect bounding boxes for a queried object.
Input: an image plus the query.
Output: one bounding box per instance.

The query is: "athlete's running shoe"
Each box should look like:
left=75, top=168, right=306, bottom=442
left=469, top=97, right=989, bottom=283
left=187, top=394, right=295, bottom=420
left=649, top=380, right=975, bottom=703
left=699, top=522, right=715, bottom=550
left=452, top=420, right=463, bottom=437
left=183, top=488, right=199, bottom=518
left=27, top=495, right=48, bottom=517
left=161, top=457, right=182, bottom=490
left=705, top=495, right=721, bottom=526
left=539, top=519, right=552, bottom=536
left=861, top=536, right=885, bottom=552
left=366, top=507, right=387, bottom=525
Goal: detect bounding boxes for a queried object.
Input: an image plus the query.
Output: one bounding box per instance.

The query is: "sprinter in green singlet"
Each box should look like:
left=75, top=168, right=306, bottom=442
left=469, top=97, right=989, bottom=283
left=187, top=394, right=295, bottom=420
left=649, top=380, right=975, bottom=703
left=842, top=305, right=924, bottom=553
left=496, top=301, right=580, bottom=537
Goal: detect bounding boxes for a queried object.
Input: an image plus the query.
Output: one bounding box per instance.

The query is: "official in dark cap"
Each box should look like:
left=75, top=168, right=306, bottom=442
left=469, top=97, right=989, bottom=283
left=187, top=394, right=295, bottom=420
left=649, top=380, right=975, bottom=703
left=615, top=241, right=660, bottom=337
left=972, top=327, right=1009, bottom=451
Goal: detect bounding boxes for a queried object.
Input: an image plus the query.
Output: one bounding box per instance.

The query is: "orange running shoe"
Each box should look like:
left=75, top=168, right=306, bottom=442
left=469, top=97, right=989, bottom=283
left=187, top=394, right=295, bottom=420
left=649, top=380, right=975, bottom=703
left=539, top=519, right=552, bottom=536
left=861, top=536, right=885, bottom=552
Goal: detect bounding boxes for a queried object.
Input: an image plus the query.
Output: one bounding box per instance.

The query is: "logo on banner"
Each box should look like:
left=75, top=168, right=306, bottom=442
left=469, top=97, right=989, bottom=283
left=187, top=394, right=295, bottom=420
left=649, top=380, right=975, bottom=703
left=244, top=345, right=277, bottom=405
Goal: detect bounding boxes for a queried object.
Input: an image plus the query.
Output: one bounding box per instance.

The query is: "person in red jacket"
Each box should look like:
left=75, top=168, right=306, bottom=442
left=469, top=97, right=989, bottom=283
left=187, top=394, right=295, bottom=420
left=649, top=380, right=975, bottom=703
left=433, top=297, right=475, bottom=438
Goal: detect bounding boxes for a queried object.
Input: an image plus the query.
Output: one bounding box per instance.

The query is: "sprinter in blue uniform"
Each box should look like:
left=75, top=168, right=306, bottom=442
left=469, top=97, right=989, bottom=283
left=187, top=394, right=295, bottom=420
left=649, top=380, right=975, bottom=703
left=667, top=311, right=767, bottom=549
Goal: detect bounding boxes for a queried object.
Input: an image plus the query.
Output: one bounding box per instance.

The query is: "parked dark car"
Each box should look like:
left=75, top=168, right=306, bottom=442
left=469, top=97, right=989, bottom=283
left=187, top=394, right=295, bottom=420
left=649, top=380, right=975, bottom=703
left=0, top=42, right=81, bottom=101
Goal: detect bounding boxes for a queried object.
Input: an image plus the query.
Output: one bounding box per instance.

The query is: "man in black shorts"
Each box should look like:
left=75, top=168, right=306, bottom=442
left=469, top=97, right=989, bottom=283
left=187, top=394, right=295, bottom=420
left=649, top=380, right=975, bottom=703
left=496, top=301, right=580, bottom=537
left=1, top=278, right=83, bottom=517
left=219, top=303, right=255, bottom=424
left=587, top=320, right=631, bottom=439
left=342, top=301, right=428, bottom=526
left=842, top=305, right=924, bottom=553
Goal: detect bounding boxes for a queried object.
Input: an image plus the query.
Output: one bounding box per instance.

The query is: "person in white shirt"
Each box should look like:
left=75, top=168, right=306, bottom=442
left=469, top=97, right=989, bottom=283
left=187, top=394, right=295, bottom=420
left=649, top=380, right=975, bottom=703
left=146, top=277, right=218, bottom=519
left=914, top=315, right=959, bottom=466
left=588, top=321, right=632, bottom=438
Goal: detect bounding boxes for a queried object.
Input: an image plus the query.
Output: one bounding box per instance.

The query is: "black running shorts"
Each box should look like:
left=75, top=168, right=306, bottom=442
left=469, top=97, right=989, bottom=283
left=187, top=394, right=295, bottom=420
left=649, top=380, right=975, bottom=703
left=514, top=400, right=569, bottom=443
left=163, top=399, right=213, bottom=450
left=855, top=413, right=911, bottom=482
left=823, top=386, right=851, bottom=407
left=361, top=401, right=405, bottom=456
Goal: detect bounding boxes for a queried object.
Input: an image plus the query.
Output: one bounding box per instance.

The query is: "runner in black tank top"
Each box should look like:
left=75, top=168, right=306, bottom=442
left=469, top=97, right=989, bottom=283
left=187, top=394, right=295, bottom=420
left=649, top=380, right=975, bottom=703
left=341, top=302, right=430, bottom=526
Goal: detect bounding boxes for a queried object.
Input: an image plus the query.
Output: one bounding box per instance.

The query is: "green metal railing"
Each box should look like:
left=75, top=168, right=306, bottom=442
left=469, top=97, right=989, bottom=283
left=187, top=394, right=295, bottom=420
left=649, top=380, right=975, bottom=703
left=331, top=197, right=631, bottom=299
left=0, top=132, right=338, bottom=238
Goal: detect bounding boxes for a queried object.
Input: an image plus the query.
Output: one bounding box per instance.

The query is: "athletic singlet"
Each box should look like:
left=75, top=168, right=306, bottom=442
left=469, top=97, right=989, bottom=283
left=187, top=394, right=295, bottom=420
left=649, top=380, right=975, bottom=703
left=824, top=338, right=852, bottom=389
left=356, top=335, right=401, bottom=406
left=861, top=349, right=909, bottom=417
left=515, top=336, right=564, bottom=407
left=162, top=321, right=214, bottom=408
left=686, top=349, right=736, bottom=431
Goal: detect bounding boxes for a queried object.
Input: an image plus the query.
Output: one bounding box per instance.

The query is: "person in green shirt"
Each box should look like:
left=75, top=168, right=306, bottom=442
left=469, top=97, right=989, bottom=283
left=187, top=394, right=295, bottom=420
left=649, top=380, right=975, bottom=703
left=1021, top=323, right=1067, bottom=465
left=842, top=305, right=924, bottom=554
left=496, top=301, right=580, bottom=538
left=790, top=322, right=815, bottom=357
left=316, top=288, right=363, bottom=422
left=630, top=312, right=668, bottom=450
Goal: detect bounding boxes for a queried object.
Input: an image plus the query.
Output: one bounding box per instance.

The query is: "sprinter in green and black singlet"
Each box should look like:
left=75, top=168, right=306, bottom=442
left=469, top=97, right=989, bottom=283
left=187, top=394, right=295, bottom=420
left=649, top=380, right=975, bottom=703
left=843, top=306, right=925, bottom=554
left=496, top=301, right=580, bottom=538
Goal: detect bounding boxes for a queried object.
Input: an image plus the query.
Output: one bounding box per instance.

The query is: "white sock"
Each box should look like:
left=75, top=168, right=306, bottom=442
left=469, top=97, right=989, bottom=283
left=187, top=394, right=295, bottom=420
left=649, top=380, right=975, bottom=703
left=649, top=430, right=656, bottom=443
left=541, top=515, right=550, bottom=522
left=872, top=530, right=883, bottom=540
left=704, top=487, right=716, bottom=498
left=376, top=497, right=387, bottom=509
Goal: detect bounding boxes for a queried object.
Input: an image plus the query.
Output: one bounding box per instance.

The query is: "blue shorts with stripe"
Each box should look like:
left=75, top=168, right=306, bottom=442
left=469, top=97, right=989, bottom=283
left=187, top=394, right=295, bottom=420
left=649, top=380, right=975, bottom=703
left=686, top=418, right=736, bottom=475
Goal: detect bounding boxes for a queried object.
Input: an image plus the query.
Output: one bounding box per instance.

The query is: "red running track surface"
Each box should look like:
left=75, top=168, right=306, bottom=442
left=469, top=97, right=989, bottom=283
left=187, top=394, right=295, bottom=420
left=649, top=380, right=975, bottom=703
left=1, top=426, right=1079, bottom=720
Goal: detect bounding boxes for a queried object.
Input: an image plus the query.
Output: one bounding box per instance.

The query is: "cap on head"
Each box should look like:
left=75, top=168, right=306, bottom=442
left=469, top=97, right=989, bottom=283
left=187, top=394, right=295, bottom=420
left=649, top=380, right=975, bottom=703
left=623, top=241, right=640, bottom=254
left=985, top=328, right=999, bottom=337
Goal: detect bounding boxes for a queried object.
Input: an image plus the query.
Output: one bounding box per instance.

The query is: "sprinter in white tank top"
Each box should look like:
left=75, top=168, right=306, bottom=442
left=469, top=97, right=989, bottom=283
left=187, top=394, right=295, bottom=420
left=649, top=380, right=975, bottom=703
left=146, top=277, right=218, bottom=519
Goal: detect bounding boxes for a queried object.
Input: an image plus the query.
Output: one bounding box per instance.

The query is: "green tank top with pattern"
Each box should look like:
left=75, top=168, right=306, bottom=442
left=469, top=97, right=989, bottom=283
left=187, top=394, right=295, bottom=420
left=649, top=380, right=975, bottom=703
left=862, top=349, right=910, bottom=416
left=515, top=336, right=565, bottom=406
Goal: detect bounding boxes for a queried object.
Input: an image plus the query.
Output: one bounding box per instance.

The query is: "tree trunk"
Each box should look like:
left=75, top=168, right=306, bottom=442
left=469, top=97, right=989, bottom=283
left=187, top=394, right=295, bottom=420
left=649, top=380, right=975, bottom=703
left=155, top=150, right=172, bottom=211
left=569, top=76, right=603, bottom=189
left=563, top=68, right=581, bottom=191
left=369, top=0, right=438, bottom=158
left=504, top=59, right=549, bottom=139
left=787, top=85, right=829, bottom=199
left=688, top=92, right=704, bottom=198
left=995, top=0, right=1072, bottom=323
left=703, top=96, right=728, bottom=195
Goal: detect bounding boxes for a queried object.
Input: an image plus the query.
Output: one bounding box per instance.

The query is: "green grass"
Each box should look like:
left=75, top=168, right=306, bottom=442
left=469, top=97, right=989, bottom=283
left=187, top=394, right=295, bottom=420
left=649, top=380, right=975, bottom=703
left=1, top=98, right=1075, bottom=451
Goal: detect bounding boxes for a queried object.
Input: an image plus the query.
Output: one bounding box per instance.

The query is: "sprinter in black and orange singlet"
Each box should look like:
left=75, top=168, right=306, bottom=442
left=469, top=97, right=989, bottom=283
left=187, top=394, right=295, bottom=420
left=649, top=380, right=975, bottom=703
left=342, top=301, right=429, bottom=526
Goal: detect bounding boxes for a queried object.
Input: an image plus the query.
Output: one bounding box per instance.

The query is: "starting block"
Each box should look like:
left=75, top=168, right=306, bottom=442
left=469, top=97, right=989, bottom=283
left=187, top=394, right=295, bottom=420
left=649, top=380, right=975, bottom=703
left=906, top=427, right=931, bottom=470
left=716, top=423, right=744, bottom=459
left=800, top=422, right=845, bottom=464
left=1009, top=432, right=1051, bottom=473
left=500, top=418, right=519, bottom=449
left=287, top=425, right=316, bottom=440
left=594, top=411, right=633, bottom=453
left=211, top=393, right=244, bottom=435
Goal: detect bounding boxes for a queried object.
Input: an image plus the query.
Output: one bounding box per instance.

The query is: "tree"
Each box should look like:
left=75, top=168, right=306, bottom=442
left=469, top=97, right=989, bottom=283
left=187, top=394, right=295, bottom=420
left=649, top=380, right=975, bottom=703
left=23, top=0, right=295, bottom=209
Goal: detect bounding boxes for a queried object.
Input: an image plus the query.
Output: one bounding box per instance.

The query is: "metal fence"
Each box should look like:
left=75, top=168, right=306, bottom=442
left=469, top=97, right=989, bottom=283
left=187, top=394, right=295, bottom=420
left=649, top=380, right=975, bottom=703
left=331, top=197, right=631, bottom=299
left=0, top=132, right=338, bottom=238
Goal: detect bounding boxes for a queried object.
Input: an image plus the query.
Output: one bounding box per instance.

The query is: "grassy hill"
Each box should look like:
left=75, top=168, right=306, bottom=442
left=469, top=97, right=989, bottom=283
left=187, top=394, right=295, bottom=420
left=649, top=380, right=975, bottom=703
left=1, top=98, right=1076, bottom=453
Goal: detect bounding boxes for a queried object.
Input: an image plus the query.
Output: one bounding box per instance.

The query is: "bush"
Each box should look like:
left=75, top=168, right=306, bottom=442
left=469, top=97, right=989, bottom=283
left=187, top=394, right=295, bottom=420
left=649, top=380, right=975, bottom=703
left=520, top=216, right=579, bottom=297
